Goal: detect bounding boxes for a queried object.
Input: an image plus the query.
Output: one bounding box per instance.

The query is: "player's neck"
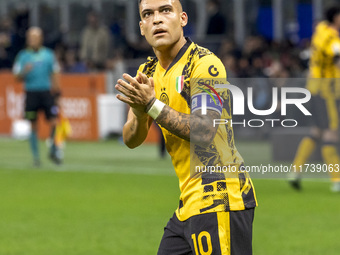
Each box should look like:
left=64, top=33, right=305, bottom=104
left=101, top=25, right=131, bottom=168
left=154, top=36, right=187, bottom=70
left=328, top=23, right=340, bottom=33
left=28, top=46, right=42, bottom=52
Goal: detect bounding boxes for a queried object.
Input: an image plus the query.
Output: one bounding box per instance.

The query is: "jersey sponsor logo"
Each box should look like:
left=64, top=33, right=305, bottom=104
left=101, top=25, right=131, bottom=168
left=208, top=65, right=219, bottom=77
left=197, top=78, right=224, bottom=86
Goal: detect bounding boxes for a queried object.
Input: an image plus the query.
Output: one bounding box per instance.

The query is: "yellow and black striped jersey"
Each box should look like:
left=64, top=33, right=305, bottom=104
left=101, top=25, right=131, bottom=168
left=307, top=21, right=340, bottom=97
left=137, top=38, right=257, bottom=221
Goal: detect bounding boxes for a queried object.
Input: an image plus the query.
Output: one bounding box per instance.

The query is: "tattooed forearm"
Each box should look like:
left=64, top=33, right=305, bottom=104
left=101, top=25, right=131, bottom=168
left=155, top=105, right=220, bottom=146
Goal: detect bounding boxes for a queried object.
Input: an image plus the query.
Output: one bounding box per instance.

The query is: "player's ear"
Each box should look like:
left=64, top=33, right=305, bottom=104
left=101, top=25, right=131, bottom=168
left=139, top=21, right=145, bottom=36
left=180, top=12, right=188, bottom=27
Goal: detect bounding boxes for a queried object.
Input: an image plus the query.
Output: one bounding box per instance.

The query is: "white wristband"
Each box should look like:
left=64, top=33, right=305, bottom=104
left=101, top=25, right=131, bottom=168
left=147, top=99, right=165, bottom=119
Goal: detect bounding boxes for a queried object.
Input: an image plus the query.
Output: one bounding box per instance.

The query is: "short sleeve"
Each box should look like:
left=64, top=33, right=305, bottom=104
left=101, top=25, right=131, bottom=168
left=191, top=54, right=227, bottom=95
left=190, top=55, right=228, bottom=116
left=51, top=52, right=61, bottom=73
left=12, top=51, right=24, bottom=75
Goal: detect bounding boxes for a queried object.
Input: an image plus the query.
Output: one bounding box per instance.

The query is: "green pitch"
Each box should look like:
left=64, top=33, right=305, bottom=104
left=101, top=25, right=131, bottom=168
left=0, top=138, right=339, bottom=255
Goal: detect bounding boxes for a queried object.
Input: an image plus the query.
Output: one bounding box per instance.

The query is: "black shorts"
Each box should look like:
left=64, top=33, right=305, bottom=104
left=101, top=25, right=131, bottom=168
left=310, top=95, right=340, bottom=131
left=25, top=90, right=58, bottom=121
left=158, top=209, right=255, bottom=255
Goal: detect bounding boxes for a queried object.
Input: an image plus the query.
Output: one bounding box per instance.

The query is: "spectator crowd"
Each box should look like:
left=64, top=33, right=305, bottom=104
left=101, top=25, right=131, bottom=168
left=0, top=2, right=311, bottom=81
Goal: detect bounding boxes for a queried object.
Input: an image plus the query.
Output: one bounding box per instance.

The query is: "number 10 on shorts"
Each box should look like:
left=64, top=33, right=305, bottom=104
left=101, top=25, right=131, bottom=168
left=191, top=231, right=213, bottom=255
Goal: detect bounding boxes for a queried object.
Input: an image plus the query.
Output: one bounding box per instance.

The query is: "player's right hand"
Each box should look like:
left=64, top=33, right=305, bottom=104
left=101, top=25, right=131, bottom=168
left=115, top=72, right=156, bottom=114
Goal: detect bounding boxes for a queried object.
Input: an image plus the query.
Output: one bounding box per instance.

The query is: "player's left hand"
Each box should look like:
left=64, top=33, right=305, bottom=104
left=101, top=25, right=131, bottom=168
left=115, top=72, right=155, bottom=113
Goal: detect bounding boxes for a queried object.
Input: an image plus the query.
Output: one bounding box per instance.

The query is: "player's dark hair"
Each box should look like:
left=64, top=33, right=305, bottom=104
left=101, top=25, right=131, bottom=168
left=138, top=0, right=182, bottom=5
left=208, top=0, right=221, bottom=7
left=325, top=6, right=340, bottom=23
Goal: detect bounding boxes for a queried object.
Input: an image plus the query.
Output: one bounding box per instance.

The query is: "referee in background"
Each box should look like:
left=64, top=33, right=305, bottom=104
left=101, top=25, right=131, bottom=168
left=290, top=6, right=340, bottom=192
left=13, top=27, right=62, bottom=166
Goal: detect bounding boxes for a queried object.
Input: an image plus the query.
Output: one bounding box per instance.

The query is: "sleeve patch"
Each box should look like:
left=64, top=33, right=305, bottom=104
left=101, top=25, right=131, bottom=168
left=191, top=93, right=223, bottom=115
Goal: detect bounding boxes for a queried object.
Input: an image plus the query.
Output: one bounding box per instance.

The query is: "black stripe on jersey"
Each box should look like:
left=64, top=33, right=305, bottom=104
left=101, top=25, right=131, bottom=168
left=242, top=184, right=257, bottom=209
left=217, top=181, right=227, bottom=191
left=196, top=46, right=213, bottom=59
left=180, top=47, right=197, bottom=108
left=320, top=34, right=336, bottom=77
left=239, top=166, right=257, bottom=208
left=222, top=89, right=232, bottom=118
left=239, top=171, right=246, bottom=191
left=180, top=43, right=214, bottom=108
left=200, top=191, right=230, bottom=212
left=201, top=172, right=226, bottom=185
left=200, top=199, right=226, bottom=213
left=204, top=185, right=214, bottom=192
left=200, top=175, right=230, bottom=212
left=194, top=144, right=221, bottom=170
left=142, top=56, right=158, bottom=77
left=179, top=199, right=183, bottom=209
left=164, top=37, right=192, bottom=76
left=224, top=124, right=236, bottom=159
left=239, top=170, right=257, bottom=209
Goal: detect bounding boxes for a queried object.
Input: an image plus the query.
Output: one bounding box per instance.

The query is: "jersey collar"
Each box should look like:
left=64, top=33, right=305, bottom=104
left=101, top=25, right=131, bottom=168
left=164, top=37, right=193, bottom=76
left=27, top=46, right=43, bottom=53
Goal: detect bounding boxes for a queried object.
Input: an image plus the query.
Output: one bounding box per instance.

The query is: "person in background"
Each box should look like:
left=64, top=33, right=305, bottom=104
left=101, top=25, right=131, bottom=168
left=64, top=49, right=88, bottom=73
left=80, top=11, right=111, bottom=71
left=206, top=0, right=226, bottom=35
left=13, top=27, right=62, bottom=166
left=290, top=6, right=340, bottom=192
left=52, top=108, right=72, bottom=161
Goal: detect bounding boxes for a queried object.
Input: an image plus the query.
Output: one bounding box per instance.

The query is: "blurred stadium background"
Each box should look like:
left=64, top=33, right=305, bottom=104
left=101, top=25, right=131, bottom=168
left=0, top=0, right=340, bottom=254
